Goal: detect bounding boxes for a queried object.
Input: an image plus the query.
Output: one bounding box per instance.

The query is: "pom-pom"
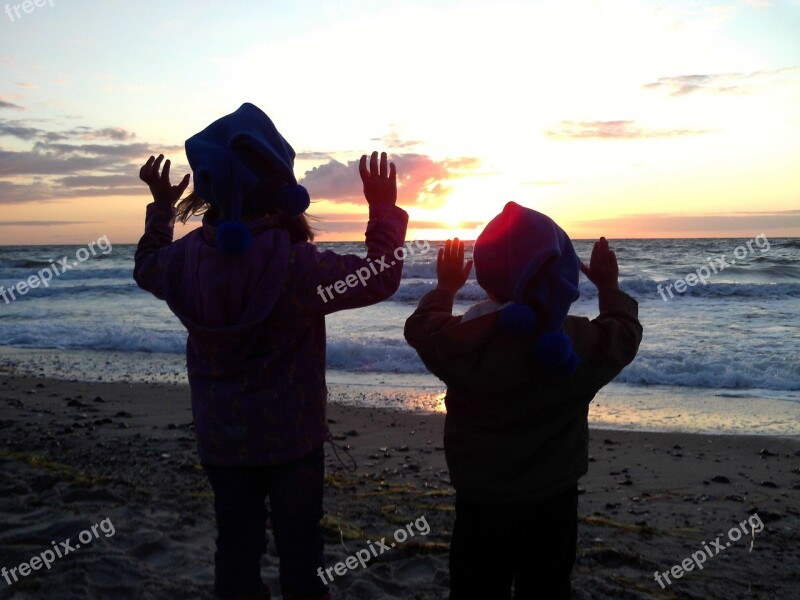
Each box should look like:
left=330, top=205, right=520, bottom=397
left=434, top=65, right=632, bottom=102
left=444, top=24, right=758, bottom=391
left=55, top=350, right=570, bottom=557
left=536, top=331, right=579, bottom=377
left=216, top=220, right=253, bottom=254
left=279, top=184, right=310, bottom=216
left=500, top=303, right=537, bottom=336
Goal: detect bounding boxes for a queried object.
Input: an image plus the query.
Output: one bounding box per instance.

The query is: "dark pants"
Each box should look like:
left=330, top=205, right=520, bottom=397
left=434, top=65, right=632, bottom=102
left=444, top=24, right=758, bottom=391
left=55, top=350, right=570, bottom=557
left=203, top=445, right=328, bottom=599
left=449, top=485, right=578, bottom=600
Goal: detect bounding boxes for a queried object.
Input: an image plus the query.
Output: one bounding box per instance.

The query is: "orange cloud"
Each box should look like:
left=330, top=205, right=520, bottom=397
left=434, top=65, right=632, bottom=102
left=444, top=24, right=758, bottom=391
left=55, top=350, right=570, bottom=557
left=546, top=120, right=707, bottom=140
left=299, top=153, right=480, bottom=205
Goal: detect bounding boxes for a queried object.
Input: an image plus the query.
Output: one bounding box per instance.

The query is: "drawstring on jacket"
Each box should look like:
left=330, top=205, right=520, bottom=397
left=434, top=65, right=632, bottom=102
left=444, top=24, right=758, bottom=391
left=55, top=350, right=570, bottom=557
left=325, top=430, right=357, bottom=472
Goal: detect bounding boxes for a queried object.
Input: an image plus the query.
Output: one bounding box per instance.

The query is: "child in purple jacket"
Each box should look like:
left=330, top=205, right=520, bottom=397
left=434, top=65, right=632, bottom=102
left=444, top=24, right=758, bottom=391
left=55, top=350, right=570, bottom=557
left=405, top=203, right=642, bottom=599
left=134, top=103, right=408, bottom=600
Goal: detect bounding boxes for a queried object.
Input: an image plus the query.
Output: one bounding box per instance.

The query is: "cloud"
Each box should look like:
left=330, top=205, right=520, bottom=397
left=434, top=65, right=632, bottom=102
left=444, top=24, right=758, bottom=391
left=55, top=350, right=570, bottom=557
left=299, top=160, right=359, bottom=201
left=296, top=151, right=333, bottom=161
left=0, top=120, right=137, bottom=143
left=56, top=174, right=142, bottom=188
left=61, top=126, right=136, bottom=141
left=0, top=142, right=168, bottom=177
left=0, top=220, right=100, bottom=226
left=0, top=123, right=41, bottom=140
left=32, top=140, right=154, bottom=159
left=299, top=153, right=480, bottom=205
left=371, top=131, right=424, bottom=149
left=0, top=116, right=478, bottom=207
left=643, top=66, right=800, bottom=96
left=408, top=220, right=485, bottom=230
left=570, top=210, right=800, bottom=236
left=0, top=117, right=179, bottom=203
left=0, top=100, right=24, bottom=110
left=546, top=121, right=707, bottom=140
left=301, top=215, right=487, bottom=237
left=743, top=0, right=771, bottom=7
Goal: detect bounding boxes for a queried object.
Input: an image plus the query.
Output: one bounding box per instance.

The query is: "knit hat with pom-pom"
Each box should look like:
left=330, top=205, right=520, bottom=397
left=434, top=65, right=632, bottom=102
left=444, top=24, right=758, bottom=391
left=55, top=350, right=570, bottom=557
left=473, top=201, right=581, bottom=377
left=185, top=102, right=310, bottom=254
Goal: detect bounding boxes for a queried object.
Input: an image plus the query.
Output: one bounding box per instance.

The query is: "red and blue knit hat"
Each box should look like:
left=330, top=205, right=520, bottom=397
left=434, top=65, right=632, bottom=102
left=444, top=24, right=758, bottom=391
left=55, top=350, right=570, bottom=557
left=473, top=201, right=581, bottom=377
left=185, top=102, right=310, bottom=254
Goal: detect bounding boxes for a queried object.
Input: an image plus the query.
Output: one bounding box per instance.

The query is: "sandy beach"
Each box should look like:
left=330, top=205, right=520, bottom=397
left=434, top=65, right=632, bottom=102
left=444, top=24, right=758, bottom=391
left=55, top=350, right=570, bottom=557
left=0, top=374, right=798, bottom=600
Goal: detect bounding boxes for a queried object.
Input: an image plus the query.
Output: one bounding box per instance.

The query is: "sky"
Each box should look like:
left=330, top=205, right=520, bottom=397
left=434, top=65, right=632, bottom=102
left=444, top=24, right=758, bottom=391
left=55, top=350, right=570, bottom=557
left=1, top=0, right=799, bottom=244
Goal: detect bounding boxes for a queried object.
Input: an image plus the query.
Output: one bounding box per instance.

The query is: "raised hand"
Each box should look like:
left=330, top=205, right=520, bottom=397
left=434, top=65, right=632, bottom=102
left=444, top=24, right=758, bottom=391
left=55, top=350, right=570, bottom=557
left=139, top=154, right=191, bottom=209
left=359, top=151, right=397, bottom=207
left=437, top=238, right=473, bottom=294
left=580, top=237, right=619, bottom=291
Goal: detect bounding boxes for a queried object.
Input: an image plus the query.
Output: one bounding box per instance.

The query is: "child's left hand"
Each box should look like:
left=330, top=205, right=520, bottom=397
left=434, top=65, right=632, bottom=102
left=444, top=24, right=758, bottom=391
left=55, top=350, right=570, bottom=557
left=139, top=154, right=191, bottom=209
left=436, top=238, right=473, bottom=294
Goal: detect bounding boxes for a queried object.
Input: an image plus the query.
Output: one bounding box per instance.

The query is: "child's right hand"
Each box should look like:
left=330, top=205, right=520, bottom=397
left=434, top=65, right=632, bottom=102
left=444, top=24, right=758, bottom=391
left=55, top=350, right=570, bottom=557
left=359, top=151, right=397, bottom=207
left=437, top=238, right=473, bottom=295
left=140, top=154, right=190, bottom=209
left=580, top=237, right=619, bottom=291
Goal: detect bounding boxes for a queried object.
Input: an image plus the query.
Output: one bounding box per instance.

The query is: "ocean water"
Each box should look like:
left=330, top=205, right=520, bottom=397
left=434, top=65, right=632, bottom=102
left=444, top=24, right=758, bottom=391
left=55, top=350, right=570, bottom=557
left=1, top=237, right=798, bottom=432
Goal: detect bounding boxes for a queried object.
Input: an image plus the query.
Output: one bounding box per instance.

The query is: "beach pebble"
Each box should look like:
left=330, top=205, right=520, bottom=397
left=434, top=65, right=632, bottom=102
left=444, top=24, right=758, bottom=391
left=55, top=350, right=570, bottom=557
left=755, top=509, right=783, bottom=522
left=759, top=448, right=778, bottom=457
left=711, top=475, right=731, bottom=484
left=760, top=480, right=779, bottom=488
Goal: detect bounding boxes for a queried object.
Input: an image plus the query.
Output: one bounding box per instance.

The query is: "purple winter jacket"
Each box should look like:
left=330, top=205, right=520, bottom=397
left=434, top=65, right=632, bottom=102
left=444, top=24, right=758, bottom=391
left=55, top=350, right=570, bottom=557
left=134, top=202, right=408, bottom=465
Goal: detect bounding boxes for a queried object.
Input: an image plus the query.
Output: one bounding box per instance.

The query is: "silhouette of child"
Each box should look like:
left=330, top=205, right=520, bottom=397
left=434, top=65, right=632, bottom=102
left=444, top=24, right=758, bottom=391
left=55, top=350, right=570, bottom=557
left=134, top=102, right=408, bottom=600
left=404, top=202, right=642, bottom=599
